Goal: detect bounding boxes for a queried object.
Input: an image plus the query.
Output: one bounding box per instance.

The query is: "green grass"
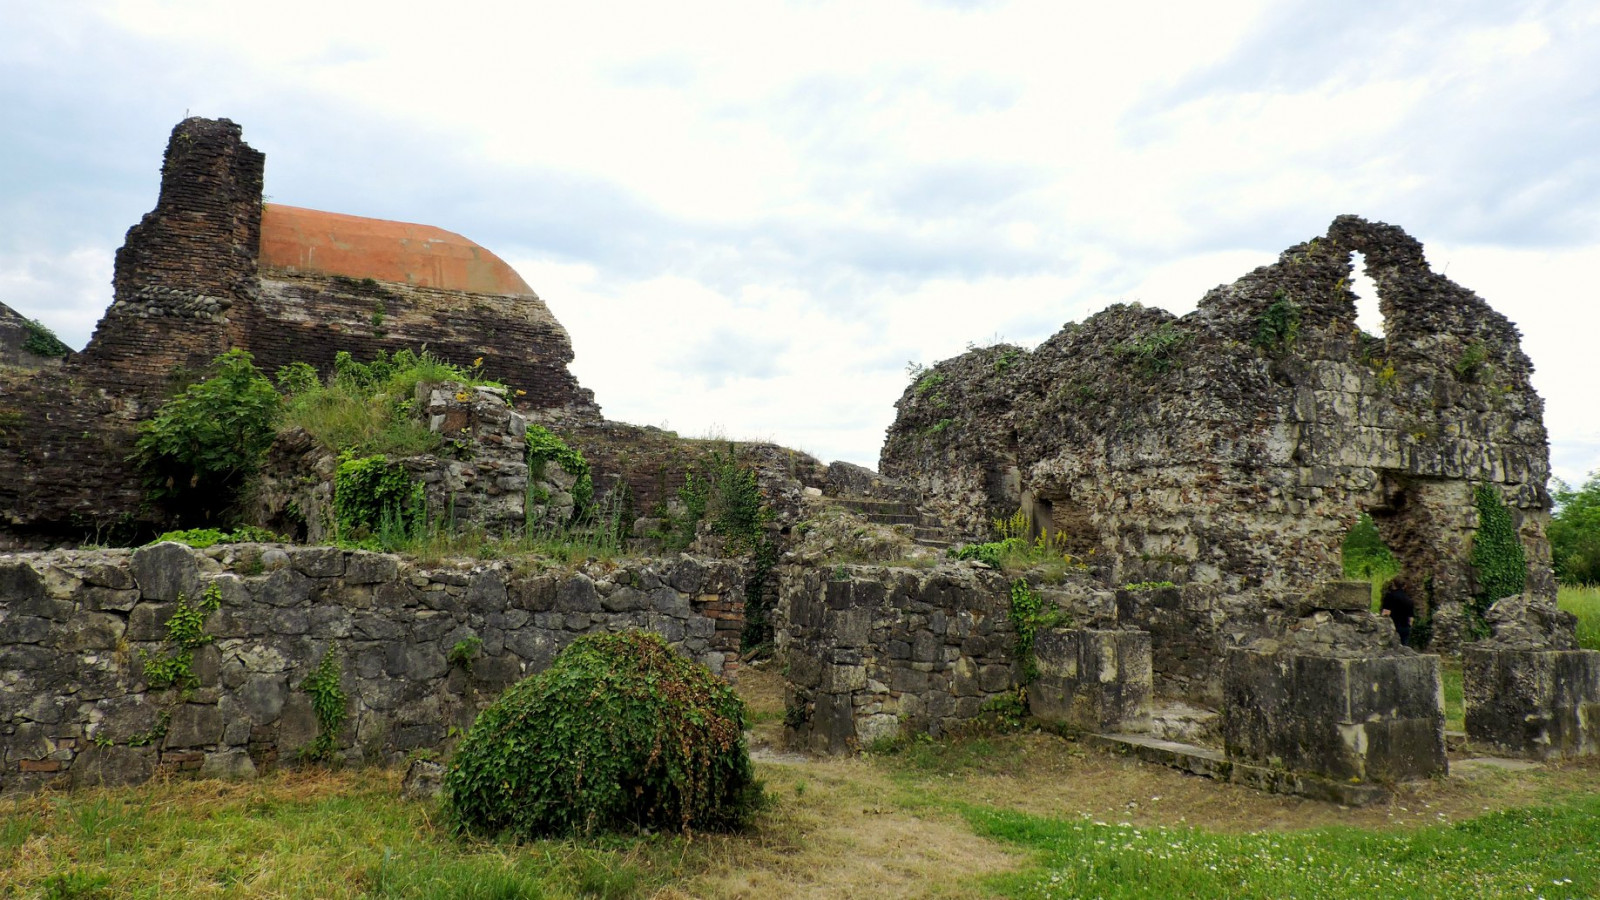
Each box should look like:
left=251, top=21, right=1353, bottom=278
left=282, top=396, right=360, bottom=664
left=1558, top=584, right=1600, bottom=650
left=0, top=770, right=695, bottom=899
left=968, top=796, right=1600, bottom=899
left=1440, top=656, right=1464, bottom=732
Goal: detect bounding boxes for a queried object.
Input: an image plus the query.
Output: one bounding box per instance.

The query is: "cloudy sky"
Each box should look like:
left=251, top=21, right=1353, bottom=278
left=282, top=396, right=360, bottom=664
left=3, top=0, right=1597, bottom=485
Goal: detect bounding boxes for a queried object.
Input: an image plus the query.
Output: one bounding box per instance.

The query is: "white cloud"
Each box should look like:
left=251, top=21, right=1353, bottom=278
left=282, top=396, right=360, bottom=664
left=0, top=247, right=113, bottom=349
left=0, top=0, right=1597, bottom=484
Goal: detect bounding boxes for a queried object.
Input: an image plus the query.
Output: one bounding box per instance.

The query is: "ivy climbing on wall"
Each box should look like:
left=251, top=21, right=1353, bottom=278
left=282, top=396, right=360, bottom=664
left=1470, top=483, right=1527, bottom=627
left=333, top=454, right=423, bottom=542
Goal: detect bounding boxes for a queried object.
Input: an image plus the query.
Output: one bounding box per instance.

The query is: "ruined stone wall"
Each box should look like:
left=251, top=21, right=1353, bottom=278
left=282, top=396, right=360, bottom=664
left=0, top=371, right=154, bottom=546
left=250, top=382, right=575, bottom=542
left=0, top=302, right=69, bottom=371
left=77, top=117, right=264, bottom=392
left=776, top=563, right=1020, bottom=752
left=0, top=544, right=745, bottom=795
left=883, top=217, right=1553, bottom=657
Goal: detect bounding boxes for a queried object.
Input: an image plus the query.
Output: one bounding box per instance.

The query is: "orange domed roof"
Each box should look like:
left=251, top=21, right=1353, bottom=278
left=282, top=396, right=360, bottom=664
left=259, top=204, right=534, bottom=295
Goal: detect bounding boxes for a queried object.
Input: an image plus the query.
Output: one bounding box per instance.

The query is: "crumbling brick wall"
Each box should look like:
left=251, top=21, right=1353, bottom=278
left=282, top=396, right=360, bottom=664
left=0, top=117, right=602, bottom=543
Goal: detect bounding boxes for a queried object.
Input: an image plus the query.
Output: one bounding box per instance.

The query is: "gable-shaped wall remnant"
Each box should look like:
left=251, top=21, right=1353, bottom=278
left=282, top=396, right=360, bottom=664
left=883, top=216, right=1552, bottom=683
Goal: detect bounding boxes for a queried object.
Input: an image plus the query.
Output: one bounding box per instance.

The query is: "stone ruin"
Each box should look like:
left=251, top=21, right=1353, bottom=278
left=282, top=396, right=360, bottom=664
left=2, top=117, right=1596, bottom=801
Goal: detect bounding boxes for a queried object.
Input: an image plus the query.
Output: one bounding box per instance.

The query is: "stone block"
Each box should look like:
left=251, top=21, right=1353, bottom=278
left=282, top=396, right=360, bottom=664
left=1464, top=648, right=1600, bottom=760
left=254, top=569, right=312, bottom=607
left=131, top=542, right=202, bottom=602
left=1292, top=581, right=1372, bottom=615
left=70, top=745, right=157, bottom=789
left=343, top=551, right=399, bottom=584
left=288, top=547, right=345, bottom=578
left=1222, top=648, right=1445, bottom=782
left=1029, top=629, right=1152, bottom=732
left=201, top=749, right=257, bottom=780
left=164, top=704, right=225, bottom=749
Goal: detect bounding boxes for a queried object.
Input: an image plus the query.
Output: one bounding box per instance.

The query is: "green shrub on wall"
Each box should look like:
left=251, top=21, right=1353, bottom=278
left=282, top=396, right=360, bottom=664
left=1471, top=483, right=1527, bottom=623
left=21, top=318, right=71, bottom=358
left=524, top=425, right=592, bottom=515
left=444, top=630, right=761, bottom=839
left=132, top=349, right=282, bottom=519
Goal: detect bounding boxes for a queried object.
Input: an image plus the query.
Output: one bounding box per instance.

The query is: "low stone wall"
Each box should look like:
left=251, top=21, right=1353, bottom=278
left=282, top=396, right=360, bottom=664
left=1464, top=648, right=1600, bottom=760
left=0, top=544, right=744, bottom=795
left=776, top=563, right=1019, bottom=752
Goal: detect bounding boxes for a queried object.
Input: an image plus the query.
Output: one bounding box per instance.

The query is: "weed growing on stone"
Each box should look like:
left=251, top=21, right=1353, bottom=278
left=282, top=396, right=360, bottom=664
left=949, top=510, right=1090, bottom=578
left=21, top=318, right=71, bottom=358
left=1470, top=483, right=1527, bottom=631
left=281, top=348, right=497, bottom=458
left=299, top=646, right=347, bottom=762
left=1252, top=291, right=1302, bottom=355
left=148, top=525, right=283, bottom=548
left=1114, top=322, right=1189, bottom=375
left=140, top=584, right=222, bottom=691
left=132, top=349, right=282, bottom=519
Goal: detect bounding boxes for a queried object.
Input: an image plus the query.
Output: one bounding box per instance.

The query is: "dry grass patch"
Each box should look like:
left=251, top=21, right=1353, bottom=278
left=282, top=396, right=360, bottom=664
left=685, top=756, right=1020, bottom=900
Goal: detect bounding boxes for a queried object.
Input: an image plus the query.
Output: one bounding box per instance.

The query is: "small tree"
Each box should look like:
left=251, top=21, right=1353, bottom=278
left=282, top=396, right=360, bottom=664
left=133, top=349, right=282, bottom=521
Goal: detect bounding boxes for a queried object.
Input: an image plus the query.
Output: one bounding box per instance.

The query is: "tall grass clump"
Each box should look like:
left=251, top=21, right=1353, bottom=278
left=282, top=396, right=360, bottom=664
left=279, top=349, right=496, bottom=457
left=445, top=630, right=761, bottom=839
left=949, top=510, right=1090, bottom=579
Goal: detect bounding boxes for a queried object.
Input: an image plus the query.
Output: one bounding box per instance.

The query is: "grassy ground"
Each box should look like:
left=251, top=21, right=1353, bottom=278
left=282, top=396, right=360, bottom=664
left=1558, top=584, right=1600, bottom=650
left=5, top=668, right=1600, bottom=899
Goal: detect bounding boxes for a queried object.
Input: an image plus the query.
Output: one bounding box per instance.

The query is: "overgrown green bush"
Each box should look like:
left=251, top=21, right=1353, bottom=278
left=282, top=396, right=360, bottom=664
left=1114, top=322, right=1188, bottom=375
left=149, top=526, right=283, bottom=548
left=21, top=318, right=71, bottom=358
left=1551, top=472, right=1600, bottom=585
left=947, top=510, right=1087, bottom=577
left=1471, top=483, right=1527, bottom=625
left=444, top=630, right=761, bottom=839
left=281, top=348, right=493, bottom=457
left=1253, top=291, right=1301, bottom=354
left=132, top=349, right=282, bottom=519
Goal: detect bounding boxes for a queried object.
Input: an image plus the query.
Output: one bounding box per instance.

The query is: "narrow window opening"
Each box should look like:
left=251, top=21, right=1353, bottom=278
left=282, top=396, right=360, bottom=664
left=1342, top=511, right=1399, bottom=610
left=1350, top=251, right=1384, bottom=337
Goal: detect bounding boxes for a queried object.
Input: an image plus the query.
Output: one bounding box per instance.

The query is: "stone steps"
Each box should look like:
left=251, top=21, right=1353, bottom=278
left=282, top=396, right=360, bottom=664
left=820, top=494, right=969, bottom=550
left=1086, top=732, right=1392, bottom=807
